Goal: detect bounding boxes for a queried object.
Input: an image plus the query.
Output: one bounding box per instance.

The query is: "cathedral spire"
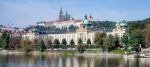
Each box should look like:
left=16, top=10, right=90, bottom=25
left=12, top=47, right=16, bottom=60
left=60, top=8, right=63, bottom=14
left=59, top=8, right=64, bottom=21
left=65, top=10, right=68, bottom=15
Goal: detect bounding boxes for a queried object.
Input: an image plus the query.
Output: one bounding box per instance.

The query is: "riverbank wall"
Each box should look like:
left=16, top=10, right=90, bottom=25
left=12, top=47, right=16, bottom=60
left=0, top=49, right=122, bottom=57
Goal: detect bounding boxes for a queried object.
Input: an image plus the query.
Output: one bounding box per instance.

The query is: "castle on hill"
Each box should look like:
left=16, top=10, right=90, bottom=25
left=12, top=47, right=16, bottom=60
left=24, top=8, right=127, bottom=45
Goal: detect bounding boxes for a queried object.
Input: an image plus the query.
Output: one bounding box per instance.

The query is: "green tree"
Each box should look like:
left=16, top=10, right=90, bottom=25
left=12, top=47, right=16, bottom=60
left=32, top=38, right=40, bottom=50
left=78, top=38, right=83, bottom=44
left=76, top=44, right=85, bottom=53
left=87, top=39, right=91, bottom=46
left=94, top=32, right=101, bottom=45
left=114, top=35, right=120, bottom=48
left=21, top=38, right=32, bottom=53
left=47, top=39, right=53, bottom=49
left=39, top=40, right=46, bottom=52
left=108, top=34, right=115, bottom=48
left=145, top=24, right=150, bottom=47
left=128, top=31, right=145, bottom=50
left=103, top=36, right=109, bottom=51
left=125, top=20, right=147, bottom=50
left=0, top=38, right=6, bottom=48
left=145, top=18, right=150, bottom=24
left=70, top=39, right=75, bottom=45
left=103, top=34, right=115, bottom=51
left=94, top=32, right=107, bottom=51
left=61, top=39, right=67, bottom=45
left=54, top=39, right=60, bottom=48
left=1, top=32, right=10, bottom=49
left=121, top=34, right=129, bottom=50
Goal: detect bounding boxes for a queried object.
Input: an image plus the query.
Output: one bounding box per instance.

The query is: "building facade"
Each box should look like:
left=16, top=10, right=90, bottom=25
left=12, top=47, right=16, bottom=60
left=22, top=9, right=126, bottom=45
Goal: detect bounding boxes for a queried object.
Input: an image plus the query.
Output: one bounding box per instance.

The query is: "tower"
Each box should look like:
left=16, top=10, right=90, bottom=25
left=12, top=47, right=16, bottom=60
left=58, top=8, right=64, bottom=21
left=65, top=10, right=68, bottom=16
left=64, top=10, right=70, bottom=21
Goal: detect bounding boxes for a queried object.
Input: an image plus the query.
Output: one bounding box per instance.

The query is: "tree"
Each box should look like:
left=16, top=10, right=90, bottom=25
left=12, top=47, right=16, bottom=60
left=1, top=31, right=10, bottom=49
left=146, top=18, right=150, bottom=24
left=128, top=31, right=145, bottom=50
left=103, top=36, right=109, bottom=51
left=39, top=40, right=46, bottom=52
left=94, top=32, right=106, bottom=50
left=127, top=21, right=145, bottom=35
left=0, top=38, right=6, bottom=48
left=100, top=32, right=106, bottom=49
left=94, top=32, right=101, bottom=45
left=61, top=39, right=67, bottom=45
left=76, top=44, right=85, bottom=53
left=87, top=39, right=91, bottom=46
left=108, top=34, right=115, bottom=48
left=32, top=38, right=40, bottom=50
left=54, top=39, right=60, bottom=48
left=78, top=38, right=83, bottom=44
left=9, top=37, right=21, bottom=49
left=125, top=20, right=147, bottom=50
left=70, top=39, right=75, bottom=45
left=121, top=34, right=129, bottom=50
left=47, top=39, right=53, bottom=49
left=103, top=34, right=115, bottom=51
left=145, top=24, right=150, bottom=47
left=21, top=38, right=32, bottom=53
left=114, top=35, right=121, bottom=48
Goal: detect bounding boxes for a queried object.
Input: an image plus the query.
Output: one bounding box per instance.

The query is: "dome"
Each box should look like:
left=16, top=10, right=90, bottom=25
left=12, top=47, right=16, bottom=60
left=82, top=19, right=90, bottom=24
left=120, top=23, right=127, bottom=26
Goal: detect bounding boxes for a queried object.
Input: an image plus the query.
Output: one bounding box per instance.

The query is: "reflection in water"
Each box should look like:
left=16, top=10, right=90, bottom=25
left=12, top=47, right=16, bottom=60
left=0, top=54, right=150, bottom=67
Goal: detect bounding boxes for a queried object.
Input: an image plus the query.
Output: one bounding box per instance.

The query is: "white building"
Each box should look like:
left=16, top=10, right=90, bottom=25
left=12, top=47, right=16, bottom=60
left=45, top=20, right=81, bottom=28
left=22, top=31, right=36, bottom=40
left=107, top=22, right=126, bottom=37
left=48, top=25, right=95, bottom=45
left=47, top=22, right=126, bottom=45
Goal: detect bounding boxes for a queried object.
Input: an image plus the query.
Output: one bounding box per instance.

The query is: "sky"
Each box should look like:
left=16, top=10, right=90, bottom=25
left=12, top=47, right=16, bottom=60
left=0, top=0, right=150, bottom=27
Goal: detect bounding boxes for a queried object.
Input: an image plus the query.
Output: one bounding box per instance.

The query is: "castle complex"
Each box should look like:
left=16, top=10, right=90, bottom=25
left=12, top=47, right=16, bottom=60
left=23, top=8, right=126, bottom=45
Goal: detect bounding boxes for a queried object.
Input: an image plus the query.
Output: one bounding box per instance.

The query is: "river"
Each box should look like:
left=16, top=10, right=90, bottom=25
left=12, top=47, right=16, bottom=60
left=0, top=54, right=150, bottom=67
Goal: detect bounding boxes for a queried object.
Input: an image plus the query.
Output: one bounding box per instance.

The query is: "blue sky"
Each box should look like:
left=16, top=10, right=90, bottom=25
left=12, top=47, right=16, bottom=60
left=0, top=0, right=150, bottom=27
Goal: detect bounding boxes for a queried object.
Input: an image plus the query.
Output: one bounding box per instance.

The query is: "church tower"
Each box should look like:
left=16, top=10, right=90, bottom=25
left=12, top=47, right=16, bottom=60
left=64, top=10, right=71, bottom=21
left=58, top=8, right=64, bottom=21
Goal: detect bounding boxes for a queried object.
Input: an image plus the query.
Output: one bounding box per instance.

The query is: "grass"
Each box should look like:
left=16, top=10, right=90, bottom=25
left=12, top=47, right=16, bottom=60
left=110, top=49, right=126, bottom=54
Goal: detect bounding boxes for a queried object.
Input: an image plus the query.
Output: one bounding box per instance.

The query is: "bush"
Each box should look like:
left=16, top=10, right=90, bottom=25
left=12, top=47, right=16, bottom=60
left=53, top=44, right=60, bottom=48
left=110, top=49, right=126, bottom=54
left=59, top=45, right=75, bottom=49
left=76, top=44, right=85, bottom=53
left=85, top=45, right=100, bottom=49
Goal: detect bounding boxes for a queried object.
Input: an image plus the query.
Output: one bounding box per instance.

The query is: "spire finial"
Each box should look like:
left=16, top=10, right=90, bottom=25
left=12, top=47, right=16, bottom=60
left=84, top=14, right=88, bottom=19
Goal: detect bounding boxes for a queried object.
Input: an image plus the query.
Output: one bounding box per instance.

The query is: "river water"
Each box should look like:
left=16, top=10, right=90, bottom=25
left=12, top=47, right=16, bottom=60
left=0, top=54, right=150, bottom=67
